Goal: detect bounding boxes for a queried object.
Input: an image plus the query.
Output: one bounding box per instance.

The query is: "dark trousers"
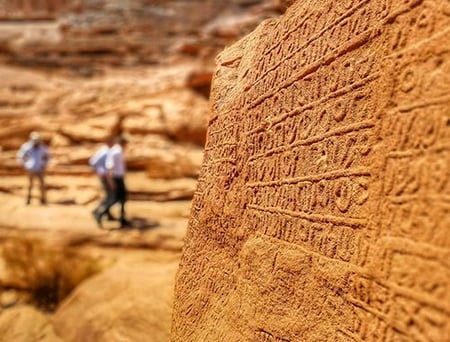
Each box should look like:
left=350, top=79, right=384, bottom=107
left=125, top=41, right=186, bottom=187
left=94, top=176, right=114, bottom=215
left=27, top=171, right=46, bottom=204
left=98, top=177, right=127, bottom=222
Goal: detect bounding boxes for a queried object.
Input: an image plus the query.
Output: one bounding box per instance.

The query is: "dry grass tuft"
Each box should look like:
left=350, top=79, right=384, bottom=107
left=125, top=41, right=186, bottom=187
left=0, top=236, right=103, bottom=312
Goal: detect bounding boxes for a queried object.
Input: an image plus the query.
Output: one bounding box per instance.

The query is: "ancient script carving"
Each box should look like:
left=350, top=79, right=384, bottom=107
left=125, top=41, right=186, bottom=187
left=173, top=0, right=450, bottom=341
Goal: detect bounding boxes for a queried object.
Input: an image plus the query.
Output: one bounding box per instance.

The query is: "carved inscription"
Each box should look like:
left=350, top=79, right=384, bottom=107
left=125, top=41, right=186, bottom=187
left=173, top=0, right=450, bottom=341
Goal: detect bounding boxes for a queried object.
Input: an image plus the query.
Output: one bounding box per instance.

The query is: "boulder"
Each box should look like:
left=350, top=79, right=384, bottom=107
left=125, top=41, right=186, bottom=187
left=53, top=262, right=178, bottom=342
left=0, top=305, right=61, bottom=342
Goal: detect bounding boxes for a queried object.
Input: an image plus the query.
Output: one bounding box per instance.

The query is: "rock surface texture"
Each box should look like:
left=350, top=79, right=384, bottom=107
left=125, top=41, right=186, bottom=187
left=0, top=1, right=284, bottom=341
left=53, top=262, right=179, bottom=342
left=173, top=0, right=450, bottom=341
left=0, top=0, right=283, bottom=68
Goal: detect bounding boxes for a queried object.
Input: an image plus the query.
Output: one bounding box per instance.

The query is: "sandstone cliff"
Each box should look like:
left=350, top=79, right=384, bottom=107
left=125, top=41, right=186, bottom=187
left=0, top=0, right=284, bottom=68
left=0, top=0, right=284, bottom=180
left=0, top=1, right=284, bottom=341
left=173, top=0, right=450, bottom=340
left=0, top=0, right=286, bottom=184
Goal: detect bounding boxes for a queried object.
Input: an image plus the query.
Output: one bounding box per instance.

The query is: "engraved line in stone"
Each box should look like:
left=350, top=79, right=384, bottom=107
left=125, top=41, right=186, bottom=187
left=248, top=204, right=367, bottom=227
left=384, top=0, right=427, bottom=24
left=269, top=74, right=379, bottom=128
left=247, top=73, right=379, bottom=135
left=384, top=26, right=450, bottom=60
left=248, top=27, right=380, bottom=109
left=204, top=142, right=237, bottom=152
left=379, top=279, right=450, bottom=315
left=193, top=191, right=204, bottom=197
left=253, top=0, right=374, bottom=88
left=345, top=295, right=411, bottom=336
left=268, top=0, right=370, bottom=57
left=246, top=168, right=370, bottom=188
left=387, top=144, right=450, bottom=158
left=249, top=119, right=375, bottom=162
left=253, top=235, right=446, bottom=326
left=208, top=121, right=236, bottom=135
left=382, top=237, right=450, bottom=268
left=337, top=329, right=365, bottom=342
left=387, top=95, right=450, bottom=115
left=205, top=157, right=237, bottom=166
left=258, top=232, right=370, bottom=273
left=388, top=195, right=450, bottom=204
left=208, top=107, right=241, bottom=127
left=255, top=0, right=372, bottom=87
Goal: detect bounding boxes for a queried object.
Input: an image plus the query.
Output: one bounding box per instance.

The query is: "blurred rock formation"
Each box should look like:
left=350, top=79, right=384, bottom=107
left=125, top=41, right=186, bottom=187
left=0, top=0, right=283, bottom=181
left=0, top=1, right=286, bottom=341
left=0, top=0, right=283, bottom=68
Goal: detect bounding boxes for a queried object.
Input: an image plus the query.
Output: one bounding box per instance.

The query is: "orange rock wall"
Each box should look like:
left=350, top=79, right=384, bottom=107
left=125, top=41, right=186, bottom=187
left=0, top=0, right=72, bottom=19
left=0, top=0, right=283, bottom=184
left=173, top=0, right=450, bottom=341
left=0, top=0, right=282, bottom=68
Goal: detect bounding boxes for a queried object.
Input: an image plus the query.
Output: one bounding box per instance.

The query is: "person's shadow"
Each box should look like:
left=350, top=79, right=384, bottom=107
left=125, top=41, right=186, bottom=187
left=121, top=216, right=160, bottom=231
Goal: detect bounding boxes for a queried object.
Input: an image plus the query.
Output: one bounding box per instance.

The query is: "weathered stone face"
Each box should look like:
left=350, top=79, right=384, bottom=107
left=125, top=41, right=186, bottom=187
left=173, top=0, right=450, bottom=341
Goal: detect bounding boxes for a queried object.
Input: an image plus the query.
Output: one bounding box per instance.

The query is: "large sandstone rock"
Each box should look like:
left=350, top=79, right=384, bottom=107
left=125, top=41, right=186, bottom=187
left=53, top=262, right=179, bottom=342
left=173, top=0, right=450, bottom=341
left=0, top=305, right=61, bottom=342
left=0, top=197, right=190, bottom=341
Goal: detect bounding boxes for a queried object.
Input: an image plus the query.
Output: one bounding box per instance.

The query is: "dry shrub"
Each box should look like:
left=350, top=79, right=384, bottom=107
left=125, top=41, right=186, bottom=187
left=0, top=236, right=103, bottom=312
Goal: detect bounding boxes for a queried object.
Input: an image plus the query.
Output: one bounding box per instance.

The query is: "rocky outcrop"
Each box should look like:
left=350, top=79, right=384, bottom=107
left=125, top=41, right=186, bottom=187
left=0, top=0, right=283, bottom=69
left=0, top=0, right=71, bottom=20
left=53, top=262, right=179, bottom=342
left=173, top=0, right=450, bottom=341
left=0, top=64, right=209, bottom=183
left=0, top=197, right=189, bottom=341
left=0, top=0, right=282, bottom=192
left=0, top=305, right=61, bottom=341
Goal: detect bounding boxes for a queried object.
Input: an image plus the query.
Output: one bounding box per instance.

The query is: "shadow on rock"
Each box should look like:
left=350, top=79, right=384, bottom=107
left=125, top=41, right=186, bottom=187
left=121, top=217, right=160, bottom=231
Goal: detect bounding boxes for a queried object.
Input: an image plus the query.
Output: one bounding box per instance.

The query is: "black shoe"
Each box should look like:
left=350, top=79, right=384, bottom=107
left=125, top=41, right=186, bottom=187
left=26, top=198, right=31, bottom=205
left=93, top=212, right=103, bottom=228
left=41, top=199, right=47, bottom=205
left=120, top=219, right=132, bottom=228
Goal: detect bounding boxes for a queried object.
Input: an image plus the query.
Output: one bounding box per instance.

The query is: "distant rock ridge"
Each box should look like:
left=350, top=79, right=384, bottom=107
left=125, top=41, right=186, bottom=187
left=0, top=0, right=72, bottom=20
left=172, top=0, right=450, bottom=340
left=0, top=0, right=285, bottom=182
left=0, top=0, right=283, bottom=69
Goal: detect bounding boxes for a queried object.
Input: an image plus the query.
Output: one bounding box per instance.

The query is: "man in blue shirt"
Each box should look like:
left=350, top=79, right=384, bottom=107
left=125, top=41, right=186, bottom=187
left=17, top=132, right=50, bottom=205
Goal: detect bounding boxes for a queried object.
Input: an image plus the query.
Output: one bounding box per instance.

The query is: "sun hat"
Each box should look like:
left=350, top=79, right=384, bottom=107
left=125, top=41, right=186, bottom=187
left=29, top=131, right=41, bottom=142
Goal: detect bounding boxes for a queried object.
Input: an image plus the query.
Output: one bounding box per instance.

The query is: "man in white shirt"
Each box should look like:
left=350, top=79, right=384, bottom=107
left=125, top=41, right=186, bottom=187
left=89, top=137, right=115, bottom=221
left=17, top=131, right=50, bottom=205
left=93, top=135, right=131, bottom=228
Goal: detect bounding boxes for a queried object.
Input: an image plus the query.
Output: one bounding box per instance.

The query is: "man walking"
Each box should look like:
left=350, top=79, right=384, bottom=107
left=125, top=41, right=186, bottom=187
left=94, top=135, right=131, bottom=228
left=17, top=131, right=50, bottom=205
left=89, top=137, right=115, bottom=221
